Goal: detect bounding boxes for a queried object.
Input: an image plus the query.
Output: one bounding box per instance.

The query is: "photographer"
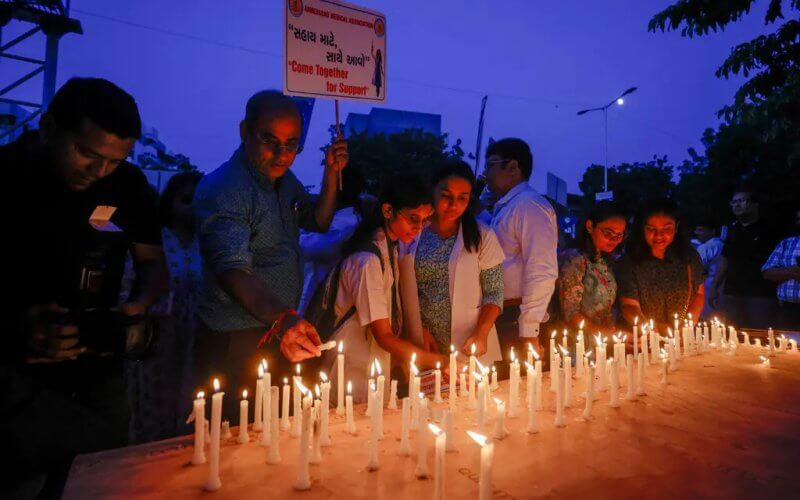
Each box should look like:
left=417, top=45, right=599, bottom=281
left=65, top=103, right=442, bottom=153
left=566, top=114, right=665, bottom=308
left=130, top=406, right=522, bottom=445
left=2, top=78, right=166, bottom=497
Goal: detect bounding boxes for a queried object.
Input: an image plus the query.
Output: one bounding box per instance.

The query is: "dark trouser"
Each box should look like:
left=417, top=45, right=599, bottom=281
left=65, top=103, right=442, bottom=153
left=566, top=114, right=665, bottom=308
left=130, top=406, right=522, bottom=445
left=193, top=320, right=322, bottom=424
left=720, top=294, right=780, bottom=330
left=1, top=358, right=128, bottom=499
left=494, top=305, right=553, bottom=380
left=778, top=301, right=800, bottom=331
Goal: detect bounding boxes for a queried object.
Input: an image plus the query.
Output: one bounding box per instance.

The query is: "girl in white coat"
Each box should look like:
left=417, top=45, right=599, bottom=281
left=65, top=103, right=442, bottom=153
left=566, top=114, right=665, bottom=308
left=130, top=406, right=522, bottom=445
left=323, top=175, right=446, bottom=403
left=409, top=160, right=505, bottom=365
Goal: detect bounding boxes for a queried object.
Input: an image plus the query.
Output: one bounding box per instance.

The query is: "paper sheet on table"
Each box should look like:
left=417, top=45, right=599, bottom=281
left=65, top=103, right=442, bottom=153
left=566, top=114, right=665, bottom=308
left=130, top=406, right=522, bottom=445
left=398, top=249, right=423, bottom=347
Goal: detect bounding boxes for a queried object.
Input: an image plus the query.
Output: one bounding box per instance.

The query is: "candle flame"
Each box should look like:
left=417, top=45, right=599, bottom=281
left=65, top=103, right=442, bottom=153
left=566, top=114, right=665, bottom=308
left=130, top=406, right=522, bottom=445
left=370, top=362, right=375, bottom=377
left=295, top=379, right=309, bottom=396
left=347, top=380, right=352, bottom=394
left=760, top=356, right=768, bottom=363
left=315, top=385, right=321, bottom=398
left=258, top=364, right=264, bottom=378
left=473, top=371, right=483, bottom=382
left=491, top=365, right=497, bottom=373
left=585, top=351, right=593, bottom=359
left=450, top=344, right=455, bottom=353
left=411, top=363, right=419, bottom=376
left=550, top=330, right=557, bottom=339
left=320, top=371, right=328, bottom=383
left=419, top=392, right=425, bottom=400
left=261, top=358, right=268, bottom=371
left=524, top=361, right=534, bottom=372
left=411, top=352, right=417, bottom=364
left=467, top=430, right=489, bottom=447
left=375, top=359, right=382, bottom=375
left=296, top=364, right=301, bottom=375
left=471, top=343, right=477, bottom=355
left=428, top=423, right=443, bottom=436
left=338, top=340, right=344, bottom=353
left=558, top=345, right=568, bottom=356
left=461, top=366, right=468, bottom=373
left=622, top=334, right=628, bottom=343
left=580, top=319, right=585, bottom=329
left=436, top=361, right=441, bottom=370
left=213, top=378, right=220, bottom=392
left=283, top=377, right=288, bottom=384
left=493, top=397, right=503, bottom=405
left=242, top=389, right=248, bottom=399
left=531, top=348, right=540, bottom=361
left=509, top=347, right=516, bottom=361
left=634, top=316, right=639, bottom=325
left=197, top=391, right=205, bottom=399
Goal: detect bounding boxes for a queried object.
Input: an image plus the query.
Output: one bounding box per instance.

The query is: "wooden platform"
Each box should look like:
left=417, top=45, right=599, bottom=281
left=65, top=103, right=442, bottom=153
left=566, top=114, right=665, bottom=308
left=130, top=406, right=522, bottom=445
left=64, top=347, right=800, bottom=499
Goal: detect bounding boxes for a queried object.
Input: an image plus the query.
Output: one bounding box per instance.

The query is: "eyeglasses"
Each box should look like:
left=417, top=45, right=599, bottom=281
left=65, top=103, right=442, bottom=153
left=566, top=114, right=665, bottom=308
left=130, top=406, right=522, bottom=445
left=600, top=228, right=625, bottom=242
left=397, top=210, right=429, bottom=228
left=729, top=198, right=750, bottom=207
left=254, top=133, right=302, bottom=155
left=483, top=159, right=511, bottom=172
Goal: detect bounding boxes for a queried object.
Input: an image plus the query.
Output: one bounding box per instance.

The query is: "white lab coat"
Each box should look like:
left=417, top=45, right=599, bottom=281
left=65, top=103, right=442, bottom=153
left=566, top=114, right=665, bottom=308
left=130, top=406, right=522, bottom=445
left=404, top=221, right=505, bottom=366
left=322, top=229, right=397, bottom=404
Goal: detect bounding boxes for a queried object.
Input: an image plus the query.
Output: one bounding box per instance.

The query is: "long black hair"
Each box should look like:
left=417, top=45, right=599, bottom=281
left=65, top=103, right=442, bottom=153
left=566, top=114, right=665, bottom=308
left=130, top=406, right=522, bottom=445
left=430, top=159, right=481, bottom=253
left=342, top=174, right=432, bottom=258
left=575, top=201, right=628, bottom=262
left=628, top=198, right=694, bottom=263
left=159, top=172, right=203, bottom=228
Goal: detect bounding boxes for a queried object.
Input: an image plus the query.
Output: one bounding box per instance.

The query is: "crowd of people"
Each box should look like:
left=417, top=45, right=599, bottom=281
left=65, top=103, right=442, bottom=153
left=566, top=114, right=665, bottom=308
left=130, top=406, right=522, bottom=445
left=2, top=77, right=798, bottom=498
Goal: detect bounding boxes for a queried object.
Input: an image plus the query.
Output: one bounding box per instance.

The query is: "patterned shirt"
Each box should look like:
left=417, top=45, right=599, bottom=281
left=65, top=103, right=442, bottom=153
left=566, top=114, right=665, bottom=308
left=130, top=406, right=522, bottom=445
left=557, top=249, right=617, bottom=328
left=761, top=236, right=800, bottom=304
left=193, top=146, right=320, bottom=331
left=415, top=226, right=504, bottom=354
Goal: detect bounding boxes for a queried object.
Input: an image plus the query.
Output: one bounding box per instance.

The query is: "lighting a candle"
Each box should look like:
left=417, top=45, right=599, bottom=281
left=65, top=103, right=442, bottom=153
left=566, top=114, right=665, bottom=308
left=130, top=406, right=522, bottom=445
left=467, top=431, right=494, bottom=500
left=292, top=364, right=302, bottom=438
left=429, top=424, right=446, bottom=500
left=238, top=389, right=249, bottom=444
left=191, top=391, right=206, bottom=465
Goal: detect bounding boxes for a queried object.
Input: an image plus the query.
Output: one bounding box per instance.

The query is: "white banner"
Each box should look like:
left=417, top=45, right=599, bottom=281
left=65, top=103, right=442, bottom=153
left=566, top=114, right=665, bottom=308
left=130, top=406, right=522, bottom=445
left=284, top=0, right=387, bottom=102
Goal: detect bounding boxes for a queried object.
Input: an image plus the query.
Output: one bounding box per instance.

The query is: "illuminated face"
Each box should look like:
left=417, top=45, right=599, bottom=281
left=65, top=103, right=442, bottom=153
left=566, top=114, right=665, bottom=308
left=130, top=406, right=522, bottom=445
left=240, top=111, right=302, bottom=182
left=49, top=118, right=135, bottom=191
left=644, top=213, right=677, bottom=255
left=434, top=176, right=472, bottom=225
left=482, top=154, right=516, bottom=197
left=587, top=217, right=626, bottom=254
left=382, top=203, right=433, bottom=243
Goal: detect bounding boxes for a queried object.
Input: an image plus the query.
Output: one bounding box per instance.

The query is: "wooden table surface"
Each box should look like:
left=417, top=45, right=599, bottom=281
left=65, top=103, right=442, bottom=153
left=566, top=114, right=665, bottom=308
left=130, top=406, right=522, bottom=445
left=64, top=347, right=800, bottom=499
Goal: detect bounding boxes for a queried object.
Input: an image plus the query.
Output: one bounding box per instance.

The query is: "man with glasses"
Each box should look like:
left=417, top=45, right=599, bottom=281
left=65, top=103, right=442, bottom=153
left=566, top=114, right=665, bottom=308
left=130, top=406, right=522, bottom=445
left=693, top=220, right=724, bottom=316
left=192, top=90, right=347, bottom=420
left=2, top=77, right=166, bottom=496
left=480, top=138, right=558, bottom=365
left=709, top=188, right=781, bottom=328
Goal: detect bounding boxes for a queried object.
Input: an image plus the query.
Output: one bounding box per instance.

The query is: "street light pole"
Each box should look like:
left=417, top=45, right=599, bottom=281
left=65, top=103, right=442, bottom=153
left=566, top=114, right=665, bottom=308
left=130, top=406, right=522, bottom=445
left=577, top=86, right=638, bottom=195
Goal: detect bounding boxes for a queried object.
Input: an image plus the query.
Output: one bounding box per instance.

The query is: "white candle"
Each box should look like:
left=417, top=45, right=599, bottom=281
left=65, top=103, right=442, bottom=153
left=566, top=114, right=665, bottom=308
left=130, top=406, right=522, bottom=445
left=191, top=391, right=206, bottom=465
left=415, top=394, right=429, bottom=479
left=609, top=358, right=620, bottom=407
left=261, top=360, right=271, bottom=438
left=490, top=366, right=499, bottom=391
left=524, top=362, right=537, bottom=433
left=222, top=420, right=232, bottom=440
left=667, top=337, right=677, bottom=371
left=238, top=389, right=250, bottom=444
left=476, top=372, right=486, bottom=431
left=434, top=362, right=443, bottom=403
left=633, top=317, right=639, bottom=358
left=533, top=355, right=543, bottom=410
left=388, top=379, right=398, bottom=410
left=310, top=396, right=322, bottom=465
left=367, top=383, right=380, bottom=471
left=267, top=387, right=281, bottom=464
left=493, top=398, right=508, bottom=439
left=398, top=397, right=411, bottom=455
left=467, top=431, right=494, bottom=500
left=366, top=361, right=375, bottom=417
left=576, top=333, right=585, bottom=379
left=625, top=354, right=635, bottom=400
left=549, top=331, right=557, bottom=391
left=293, top=402, right=312, bottom=490
left=595, top=335, right=607, bottom=391
left=292, top=364, right=302, bottom=438
left=254, top=366, right=264, bottom=431
left=562, top=329, right=569, bottom=350
left=581, top=364, right=595, bottom=420
left=345, top=381, right=356, bottom=435
left=449, top=344, right=458, bottom=395
left=442, top=408, right=456, bottom=452
left=641, top=331, right=649, bottom=366
left=508, top=349, right=520, bottom=417
left=743, top=331, right=750, bottom=347
left=410, top=363, right=420, bottom=423
left=429, top=424, right=446, bottom=500
left=319, top=372, right=331, bottom=447
left=374, top=361, right=385, bottom=438
left=636, top=354, right=646, bottom=396
left=660, top=349, right=669, bottom=385
left=459, top=368, right=468, bottom=400
left=554, top=359, right=566, bottom=428
left=559, top=347, right=572, bottom=408
left=281, top=378, right=290, bottom=431
left=336, top=341, right=345, bottom=416
left=205, top=379, right=223, bottom=491
left=469, top=344, right=477, bottom=408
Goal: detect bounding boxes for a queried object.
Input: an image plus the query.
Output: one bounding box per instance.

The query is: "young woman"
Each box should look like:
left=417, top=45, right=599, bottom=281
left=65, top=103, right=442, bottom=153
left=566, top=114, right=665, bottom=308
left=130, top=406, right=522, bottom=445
left=558, top=201, right=627, bottom=335
left=407, top=160, right=505, bottom=365
left=323, top=174, right=443, bottom=402
left=618, top=198, right=705, bottom=333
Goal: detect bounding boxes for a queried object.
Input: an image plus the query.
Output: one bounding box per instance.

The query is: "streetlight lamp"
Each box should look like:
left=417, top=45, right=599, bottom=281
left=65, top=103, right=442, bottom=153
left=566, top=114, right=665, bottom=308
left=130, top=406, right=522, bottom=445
left=577, top=86, right=638, bottom=194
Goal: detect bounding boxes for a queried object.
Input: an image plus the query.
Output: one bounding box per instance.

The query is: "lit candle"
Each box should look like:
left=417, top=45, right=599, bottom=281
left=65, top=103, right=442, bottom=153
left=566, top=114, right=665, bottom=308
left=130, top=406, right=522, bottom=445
left=319, top=372, right=331, bottom=447
left=467, top=431, right=494, bottom=500
left=524, top=362, right=538, bottom=433
left=310, top=390, right=322, bottom=464
left=779, top=334, right=788, bottom=354
left=575, top=330, right=585, bottom=380
left=508, top=348, right=520, bottom=417
left=292, top=364, right=302, bottom=438
left=554, top=357, right=566, bottom=428
left=475, top=370, right=487, bottom=430
left=267, top=387, right=281, bottom=464
left=469, top=344, right=477, bottom=408
left=281, top=377, right=290, bottom=431
left=625, top=354, right=635, bottom=400
left=415, top=393, right=429, bottom=479
left=595, top=334, right=607, bottom=391
left=609, top=358, right=620, bottom=407
left=367, top=382, right=380, bottom=471
left=459, top=367, right=468, bottom=400
left=261, top=360, right=271, bottom=442
left=660, top=349, right=669, bottom=385
left=345, top=381, right=356, bottom=435
left=191, top=391, right=206, bottom=465
left=238, top=389, right=250, bottom=444
left=398, top=397, right=411, bottom=455
left=581, top=363, right=595, bottom=420
left=559, top=346, right=572, bottom=408
left=490, top=366, right=499, bottom=391
left=434, top=361, right=443, bottom=403
left=374, top=360, right=385, bottom=438
left=293, top=385, right=312, bottom=491
left=549, top=331, right=557, bottom=391
left=336, top=341, right=345, bottom=416
left=493, top=398, right=508, bottom=439
left=532, top=349, right=543, bottom=410
left=633, top=316, right=639, bottom=358
left=449, top=344, right=458, bottom=397
left=222, top=421, right=232, bottom=440
left=388, top=379, right=398, bottom=410
left=366, top=361, right=375, bottom=417
left=429, top=424, right=446, bottom=500
left=443, top=408, right=456, bottom=452
left=254, top=365, right=264, bottom=432
left=667, top=332, right=677, bottom=371
left=410, top=361, right=420, bottom=422
left=205, top=378, right=224, bottom=491
left=641, top=327, right=649, bottom=366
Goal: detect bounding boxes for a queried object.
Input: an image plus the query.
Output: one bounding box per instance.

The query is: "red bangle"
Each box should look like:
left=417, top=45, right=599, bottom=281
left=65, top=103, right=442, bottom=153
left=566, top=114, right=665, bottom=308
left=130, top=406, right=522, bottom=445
left=257, top=309, right=298, bottom=348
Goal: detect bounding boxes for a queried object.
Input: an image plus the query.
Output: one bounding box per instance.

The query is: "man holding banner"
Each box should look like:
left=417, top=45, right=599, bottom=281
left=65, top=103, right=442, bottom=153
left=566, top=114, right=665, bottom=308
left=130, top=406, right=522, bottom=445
left=192, top=90, right=347, bottom=419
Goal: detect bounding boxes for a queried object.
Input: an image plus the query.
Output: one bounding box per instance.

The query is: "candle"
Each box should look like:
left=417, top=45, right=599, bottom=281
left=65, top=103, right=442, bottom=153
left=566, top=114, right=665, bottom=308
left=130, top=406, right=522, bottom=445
left=459, top=367, right=468, bottom=400
left=254, top=365, right=264, bottom=431
left=532, top=350, right=543, bottom=410
left=292, top=364, right=302, bottom=438
left=625, top=354, right=635, bottom=400
left=549, top=331, right=557, bottom=391
left=475, top=371, right=487, bottom=431
left=760, top=355, right=771, bottom=368
left=660, top=349, right=669, bottom=385
left=345, top=381, right=356, bottom=435
left=367, top=382, right=380, bottom=471
left=554, top=358, right=566, bottom=428
left=493, top=398, right=508, bottom=439
left=366, top=361, right=375, bottom=417
left=581, top=363, right=595, bottom=420
left=508, top=348, right=520, bottom=417
left=429, top=424, right=446, bottom=500
left=467, top=431, right=494, bottom=500
left=667, top=335, right=677, bottom=371
left=310, top=394, right=322, bottom=465
left=222, top=420, right=232, bottom=440
left=434, top=361, right=443, bottom=403
left=469, top=343, right=477, bottom=408
left=293, top=396, right=312, bottom=490
left=267, top=387, right=281, bottom=464
left=524, top=362, right=538, bottom=433
left=633, top=317, right=639, bottom=358
left=559, top=346, right=572, bottom=408
left=398, top=397, right=411, bottom=455
left=261, top=360, right=271, bottom=439
left=205, top=378, right=224, bottom=491
left=641, top=329, right=649, bottom=366
left=281, top=378, right=290, bottom=431
left=374, top=360, right=385, bottom=438
left=742, top=331, right=750, bottom=347
left=388, top=379, right=398, bottom=410
left=415, top=394, right=429, bottom=479
left=449, top=344, right=458, bottom=396
left=319, top=372, right=331, bottom=447
left=410, top=362, right=421, bottom=423
left=336, top=341, right=345, bottom=416
left=442, top=408, right=456, bottom=452
left=575, top=332, right=585, bottom=380
left=595, top=335, right=607, bottom=391
left=191, top=391, right=206, bottom=465
left=238, top=389, right=250, bottom=444
left=490, top=366, right=499, bottom=391
left=609, top=358, right=620, bottom=407
left=779, top=334, right=788, bottom=354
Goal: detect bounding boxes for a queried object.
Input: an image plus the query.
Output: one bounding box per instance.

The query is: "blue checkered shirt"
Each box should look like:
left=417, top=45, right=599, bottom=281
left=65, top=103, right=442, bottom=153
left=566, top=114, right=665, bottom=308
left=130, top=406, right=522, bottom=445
left=193, top=146, right=321, bottom=331
left=761, top=236, right=800, bottom=304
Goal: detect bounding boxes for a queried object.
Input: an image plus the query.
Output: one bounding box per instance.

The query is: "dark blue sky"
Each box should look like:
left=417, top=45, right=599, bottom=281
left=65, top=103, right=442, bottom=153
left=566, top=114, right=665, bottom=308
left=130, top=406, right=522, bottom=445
left=4, top=1, right=770, bottom=192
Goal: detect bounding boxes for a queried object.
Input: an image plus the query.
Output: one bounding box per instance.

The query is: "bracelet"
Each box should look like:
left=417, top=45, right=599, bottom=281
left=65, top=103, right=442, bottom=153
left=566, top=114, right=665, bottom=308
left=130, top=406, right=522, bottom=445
left=257, top=309, right=298, bottom=348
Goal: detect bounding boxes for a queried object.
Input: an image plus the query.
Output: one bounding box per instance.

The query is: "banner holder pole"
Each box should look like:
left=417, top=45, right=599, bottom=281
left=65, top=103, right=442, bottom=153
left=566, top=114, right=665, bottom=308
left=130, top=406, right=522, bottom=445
left=334, top=99, right=343, bottom=191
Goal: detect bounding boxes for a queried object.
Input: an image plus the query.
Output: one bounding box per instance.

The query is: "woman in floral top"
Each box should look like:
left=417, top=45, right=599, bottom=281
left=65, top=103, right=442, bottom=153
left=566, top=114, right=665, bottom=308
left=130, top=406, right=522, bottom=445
left=558, top=201, right=627, bottom=334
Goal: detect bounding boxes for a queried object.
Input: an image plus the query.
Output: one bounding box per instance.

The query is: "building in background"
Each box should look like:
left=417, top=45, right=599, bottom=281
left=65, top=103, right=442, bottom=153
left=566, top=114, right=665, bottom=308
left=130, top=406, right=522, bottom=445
left=133, top=125, right=197, bottom=192
left=0, top=102, right=32, bottom=145
left=344, top=107, right=441, bottom=137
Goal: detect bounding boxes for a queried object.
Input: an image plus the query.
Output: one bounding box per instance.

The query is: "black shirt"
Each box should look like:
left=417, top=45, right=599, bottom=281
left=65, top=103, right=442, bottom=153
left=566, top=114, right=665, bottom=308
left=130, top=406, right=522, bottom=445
left=721, top=220, right=780, bottom=297
left=3, top=132, right=161, bottom=361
